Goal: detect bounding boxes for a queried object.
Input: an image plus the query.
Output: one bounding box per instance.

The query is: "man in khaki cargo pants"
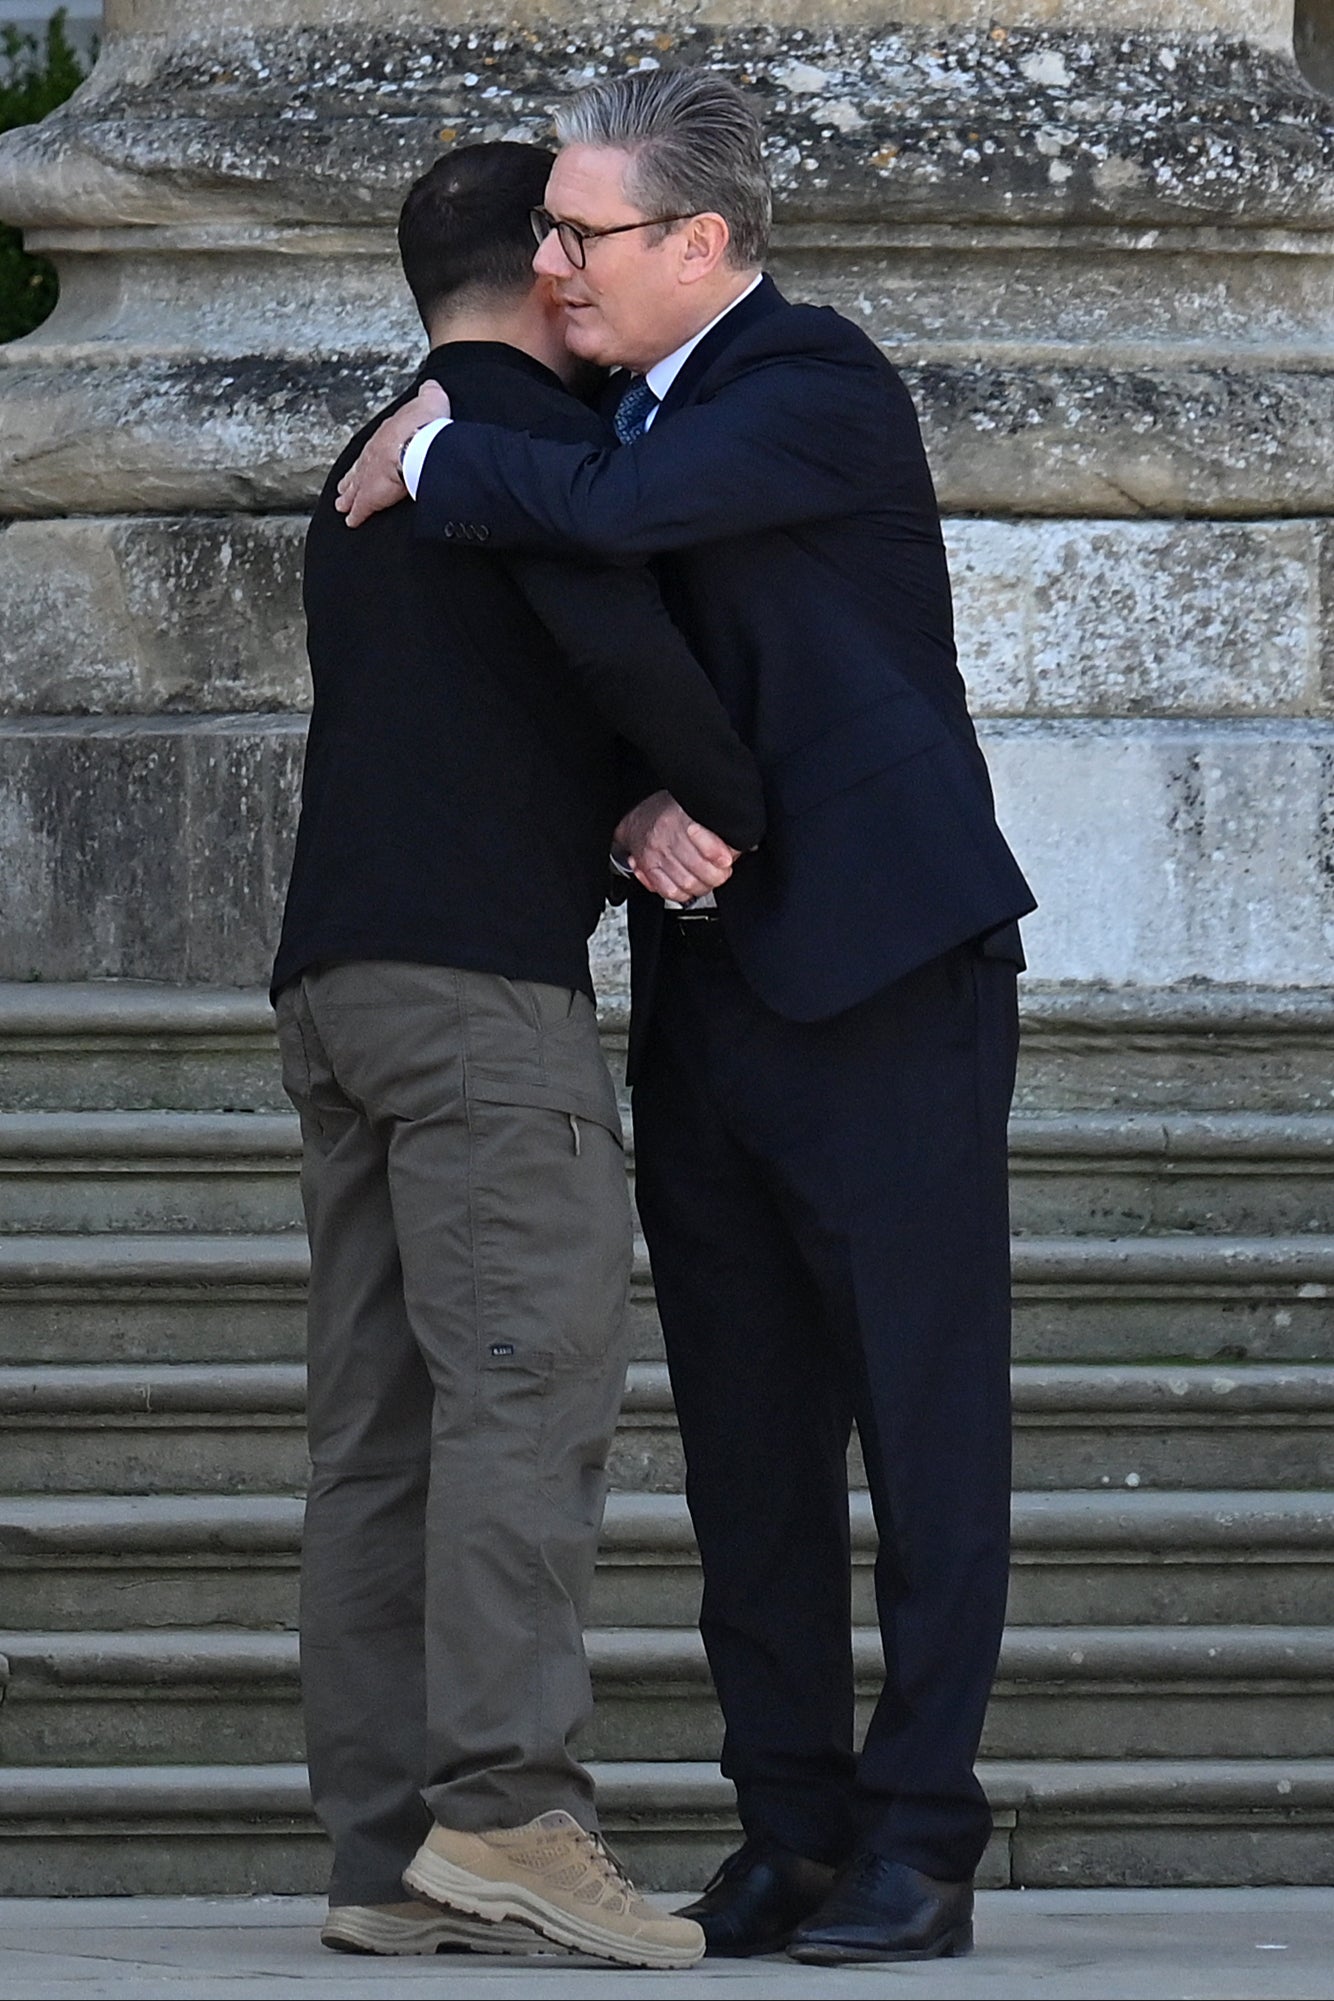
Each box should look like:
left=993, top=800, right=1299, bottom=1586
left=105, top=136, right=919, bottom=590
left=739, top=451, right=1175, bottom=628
left=276, top=969, right=635, bottom=1950
left=270, top=141, right=763, bottom=1969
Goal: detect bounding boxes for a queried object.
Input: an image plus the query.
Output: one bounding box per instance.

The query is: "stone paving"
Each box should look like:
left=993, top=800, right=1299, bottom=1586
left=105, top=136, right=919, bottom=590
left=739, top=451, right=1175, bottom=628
left=1, top=1891, right=1332, bottom=2001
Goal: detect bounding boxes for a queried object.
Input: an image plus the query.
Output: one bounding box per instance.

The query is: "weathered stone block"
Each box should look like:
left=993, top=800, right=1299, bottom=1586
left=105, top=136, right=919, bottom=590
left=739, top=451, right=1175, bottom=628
left=0, top=517, right=308, bottom=714
left=3, top=715, right=1332, bottom=989
left=6, top=514, right=1326, bottom=720
left=790, top=235, right=1334, bottom=361
left=983, top=718, right=1334, bottom=985
left=912, top=362, right=1334, bottom=518
left=0, top=717, right=301, bottom=983
left=0, top=355, right=404, bottom=517
left=951, top=519, right=1332, bottom=717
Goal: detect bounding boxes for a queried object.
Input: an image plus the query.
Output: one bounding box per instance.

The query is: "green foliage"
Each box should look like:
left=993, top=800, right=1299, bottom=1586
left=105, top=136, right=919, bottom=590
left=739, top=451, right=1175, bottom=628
left=0, top=10, right=92, bottom=342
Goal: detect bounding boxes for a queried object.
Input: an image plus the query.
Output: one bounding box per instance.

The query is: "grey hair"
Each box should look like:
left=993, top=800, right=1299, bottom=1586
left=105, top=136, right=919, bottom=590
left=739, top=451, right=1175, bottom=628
left=555, top=69, right=771, bottom=269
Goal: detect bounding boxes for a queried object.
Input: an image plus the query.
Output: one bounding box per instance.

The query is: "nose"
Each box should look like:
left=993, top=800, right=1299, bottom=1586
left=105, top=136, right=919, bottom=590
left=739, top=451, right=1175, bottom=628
left=533, top=232, right=574, bottom=279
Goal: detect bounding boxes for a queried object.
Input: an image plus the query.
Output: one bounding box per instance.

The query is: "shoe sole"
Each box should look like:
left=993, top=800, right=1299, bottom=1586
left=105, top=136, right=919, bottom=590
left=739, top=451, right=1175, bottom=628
left=404, top=1850, right=705, bottom=1970
left=788, top=1921, right=974, bottom=1966
left=321, top=1910, right=552, bottom=1956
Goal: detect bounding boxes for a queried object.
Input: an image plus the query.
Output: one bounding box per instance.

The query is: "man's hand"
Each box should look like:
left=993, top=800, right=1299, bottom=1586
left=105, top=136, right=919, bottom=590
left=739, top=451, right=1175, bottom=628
left=335, top=380, right=451, bottom=528
left=615, top=791, right=740, bottom=902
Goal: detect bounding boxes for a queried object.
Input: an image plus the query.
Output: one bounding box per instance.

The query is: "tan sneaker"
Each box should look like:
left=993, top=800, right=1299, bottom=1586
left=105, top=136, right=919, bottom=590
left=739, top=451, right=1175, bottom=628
left=320, top=1897, right=556, bottom=1956
left=404, top=1810, right=706, bottom=1969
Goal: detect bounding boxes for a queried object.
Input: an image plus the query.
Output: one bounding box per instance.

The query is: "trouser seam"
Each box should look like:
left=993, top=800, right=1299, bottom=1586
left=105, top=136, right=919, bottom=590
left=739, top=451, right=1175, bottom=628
left=456, top=967, right=488, bottom=1413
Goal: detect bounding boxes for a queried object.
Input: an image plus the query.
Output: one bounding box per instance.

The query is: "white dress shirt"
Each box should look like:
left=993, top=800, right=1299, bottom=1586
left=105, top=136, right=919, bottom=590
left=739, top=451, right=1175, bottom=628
left=400, top=273, right=763, bottom=494
left=637, top=272, right=763, bottom=429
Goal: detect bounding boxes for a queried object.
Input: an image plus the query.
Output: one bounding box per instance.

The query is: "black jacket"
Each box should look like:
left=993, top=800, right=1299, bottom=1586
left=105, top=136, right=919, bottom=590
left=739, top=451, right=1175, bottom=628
left=272, top=341, right=766, bottom=1001
left=410, top=283, right=1036, bottom=1036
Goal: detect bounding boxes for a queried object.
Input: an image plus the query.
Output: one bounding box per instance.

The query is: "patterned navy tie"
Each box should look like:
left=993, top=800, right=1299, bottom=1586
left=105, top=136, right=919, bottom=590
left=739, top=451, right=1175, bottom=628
left=613, top=375, right=659, bottom=444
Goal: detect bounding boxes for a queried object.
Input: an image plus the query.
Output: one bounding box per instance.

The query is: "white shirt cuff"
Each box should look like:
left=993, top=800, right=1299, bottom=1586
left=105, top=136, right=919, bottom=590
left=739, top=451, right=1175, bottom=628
left=401, top=416, right=451, bottom=499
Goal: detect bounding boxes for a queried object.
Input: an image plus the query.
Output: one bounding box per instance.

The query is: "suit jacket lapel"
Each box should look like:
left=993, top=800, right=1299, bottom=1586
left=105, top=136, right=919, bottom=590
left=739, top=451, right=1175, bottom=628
left=653, top=274, right=787, bottom=424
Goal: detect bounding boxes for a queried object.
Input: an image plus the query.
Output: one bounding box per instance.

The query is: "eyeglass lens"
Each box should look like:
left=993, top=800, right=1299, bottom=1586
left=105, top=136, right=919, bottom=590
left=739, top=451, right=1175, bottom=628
left=531, top=210, right=587, bottom=268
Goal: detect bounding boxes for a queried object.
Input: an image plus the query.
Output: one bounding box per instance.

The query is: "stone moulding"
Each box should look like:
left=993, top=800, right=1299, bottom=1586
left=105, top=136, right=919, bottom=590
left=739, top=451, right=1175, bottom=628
left=1, top=24, right=1331, bottom=231
left=7, top=352, right=1334, bottom=517
left=1, top=24, right=1329, bottom=518
left=0, top=975, right=1330, bottom=1034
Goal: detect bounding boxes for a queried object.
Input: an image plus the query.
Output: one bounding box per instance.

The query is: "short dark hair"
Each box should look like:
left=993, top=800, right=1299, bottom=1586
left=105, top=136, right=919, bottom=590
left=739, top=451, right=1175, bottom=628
left=397, top=142, right=555, bottom=328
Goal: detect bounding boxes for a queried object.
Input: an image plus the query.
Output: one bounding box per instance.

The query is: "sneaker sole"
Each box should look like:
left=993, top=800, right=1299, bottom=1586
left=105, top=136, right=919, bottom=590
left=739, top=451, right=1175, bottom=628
left=321, top=1909, right=553, bottom=1956
left=403, top=1850, right=705, bottom=1970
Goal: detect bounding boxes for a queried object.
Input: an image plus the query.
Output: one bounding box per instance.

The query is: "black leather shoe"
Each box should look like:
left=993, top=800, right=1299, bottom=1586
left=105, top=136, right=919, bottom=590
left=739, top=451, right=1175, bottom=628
left=676, top=1839, right=838, bottom=1957
left=787, top=1854, right=974, bottom=1964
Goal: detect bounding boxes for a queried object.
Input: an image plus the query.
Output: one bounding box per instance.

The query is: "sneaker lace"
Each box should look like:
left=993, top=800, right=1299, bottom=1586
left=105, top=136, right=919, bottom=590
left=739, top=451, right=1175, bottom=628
left=573, top=1824, right=638, bottom=1897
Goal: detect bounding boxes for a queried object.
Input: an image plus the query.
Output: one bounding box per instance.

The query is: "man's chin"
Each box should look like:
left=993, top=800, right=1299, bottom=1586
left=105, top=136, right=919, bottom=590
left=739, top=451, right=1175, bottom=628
left=562, top=310, right=621, bottom=369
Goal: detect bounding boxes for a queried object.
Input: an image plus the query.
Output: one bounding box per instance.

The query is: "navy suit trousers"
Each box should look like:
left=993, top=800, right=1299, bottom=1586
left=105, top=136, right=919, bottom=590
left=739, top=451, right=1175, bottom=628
left=632, top=926, right=1019, bottom=1880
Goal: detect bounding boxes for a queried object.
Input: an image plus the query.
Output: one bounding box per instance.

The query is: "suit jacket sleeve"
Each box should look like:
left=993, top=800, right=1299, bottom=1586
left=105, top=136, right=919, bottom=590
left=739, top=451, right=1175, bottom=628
left=415, top=348, right=902, bottom=563
left=507, top=553, right=766, bottom=853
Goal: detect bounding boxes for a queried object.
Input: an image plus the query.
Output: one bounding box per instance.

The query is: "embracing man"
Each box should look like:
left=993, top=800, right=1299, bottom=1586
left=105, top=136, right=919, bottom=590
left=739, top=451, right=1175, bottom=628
left=273, top=138, right=767, bottom=1971
left=340, top=72, right=1036, bottom=1967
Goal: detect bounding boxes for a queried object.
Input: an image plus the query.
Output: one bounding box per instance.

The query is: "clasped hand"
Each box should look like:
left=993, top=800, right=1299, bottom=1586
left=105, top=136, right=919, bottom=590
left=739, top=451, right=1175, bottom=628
left=335, top=381, right=452, bottom=528
left=616, top=791, right=739, bottom=902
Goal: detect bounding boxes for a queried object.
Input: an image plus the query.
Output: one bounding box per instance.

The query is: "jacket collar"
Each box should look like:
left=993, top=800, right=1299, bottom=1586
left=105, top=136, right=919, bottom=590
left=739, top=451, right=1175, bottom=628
left=413, top=340, right=566, bottom=394
left=653, top=273, right=787, bottom=423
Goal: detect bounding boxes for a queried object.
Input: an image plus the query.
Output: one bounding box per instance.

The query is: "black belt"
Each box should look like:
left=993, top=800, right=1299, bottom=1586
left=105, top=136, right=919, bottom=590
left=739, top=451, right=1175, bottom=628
left=666, top=911, right=729, bottom=958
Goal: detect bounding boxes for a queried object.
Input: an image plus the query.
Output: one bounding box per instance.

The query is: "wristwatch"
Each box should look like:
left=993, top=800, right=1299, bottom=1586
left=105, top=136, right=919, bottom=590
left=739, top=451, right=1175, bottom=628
left=396, top=427, right=423, bottom=485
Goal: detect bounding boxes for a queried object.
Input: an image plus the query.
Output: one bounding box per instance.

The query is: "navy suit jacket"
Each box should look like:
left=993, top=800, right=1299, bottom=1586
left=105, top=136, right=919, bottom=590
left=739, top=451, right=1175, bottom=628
left=414, top=278, right=1036, bottom=1045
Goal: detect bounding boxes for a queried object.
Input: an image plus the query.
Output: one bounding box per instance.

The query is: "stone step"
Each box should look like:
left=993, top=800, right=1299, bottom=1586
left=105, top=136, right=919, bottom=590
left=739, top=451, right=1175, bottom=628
left=2, top=1105, right=1332, bottom=1238
left=0, top=1363, right=309, bottom=1496
left=0, top=1234, right=308, bottom=1367
left=0, top=985, right=287, bottom=1116
left=1007, top=1235, right=1334, bottom=1363
left=0, top=1495, right=303, bottom=1632
left=621, top=1361, right=1334, bottom=1495
left=1008, top=988, right=1334, bottom=1120
left=7, top=1754, right=1333, bottom=1898
left=0, top=1113, right=304, bottom=1235
left=2, top=982, right=1330, bottom=1118
left=3, top=1489, right=1332, bottom=1632
left=0, top=1759, right=737, bottom=1898
left=603, top=1490, right=1334, bottom=1629
left=4, top=1623, right=1334, bottom=1767
left=1, top=1231, right=1331, bottom=1365
left=3, top=1756, right=1334, bottom=1896
left=1002, top=1112, right=1334, bottom=1238
left=7, top=1359, right=1334, bottom=1497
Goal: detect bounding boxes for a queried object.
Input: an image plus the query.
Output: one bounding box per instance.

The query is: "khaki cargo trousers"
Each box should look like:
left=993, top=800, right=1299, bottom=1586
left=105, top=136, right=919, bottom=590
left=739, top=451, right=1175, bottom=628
left=274, top=961, right=632, bottom=1907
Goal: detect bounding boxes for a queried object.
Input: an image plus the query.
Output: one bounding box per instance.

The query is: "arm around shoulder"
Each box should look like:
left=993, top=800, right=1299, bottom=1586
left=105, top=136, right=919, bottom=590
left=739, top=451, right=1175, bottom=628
left=414, top=339, right=898, bottom=562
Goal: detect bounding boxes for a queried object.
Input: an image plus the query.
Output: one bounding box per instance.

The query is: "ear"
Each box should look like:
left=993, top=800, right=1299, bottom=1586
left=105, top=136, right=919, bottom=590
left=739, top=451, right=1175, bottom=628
left=677, top=211, right=731, bottom=285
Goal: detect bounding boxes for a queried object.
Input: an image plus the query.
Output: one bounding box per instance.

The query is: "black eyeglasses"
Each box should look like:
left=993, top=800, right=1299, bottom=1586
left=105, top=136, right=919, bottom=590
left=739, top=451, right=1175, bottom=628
left=530, top=206, right=696, bottom=270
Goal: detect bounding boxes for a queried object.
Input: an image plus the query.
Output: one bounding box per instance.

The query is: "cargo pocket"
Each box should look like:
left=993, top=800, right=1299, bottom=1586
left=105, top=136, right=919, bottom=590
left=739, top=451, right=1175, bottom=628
left=464, top=1095, right=633, bottom=1375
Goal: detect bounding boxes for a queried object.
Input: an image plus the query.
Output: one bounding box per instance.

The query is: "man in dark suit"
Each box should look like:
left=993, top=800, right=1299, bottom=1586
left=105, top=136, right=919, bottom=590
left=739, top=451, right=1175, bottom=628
left=274, top=139, right=766, bottom=1970
left=338, top=75, right=1036, bottom=1967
